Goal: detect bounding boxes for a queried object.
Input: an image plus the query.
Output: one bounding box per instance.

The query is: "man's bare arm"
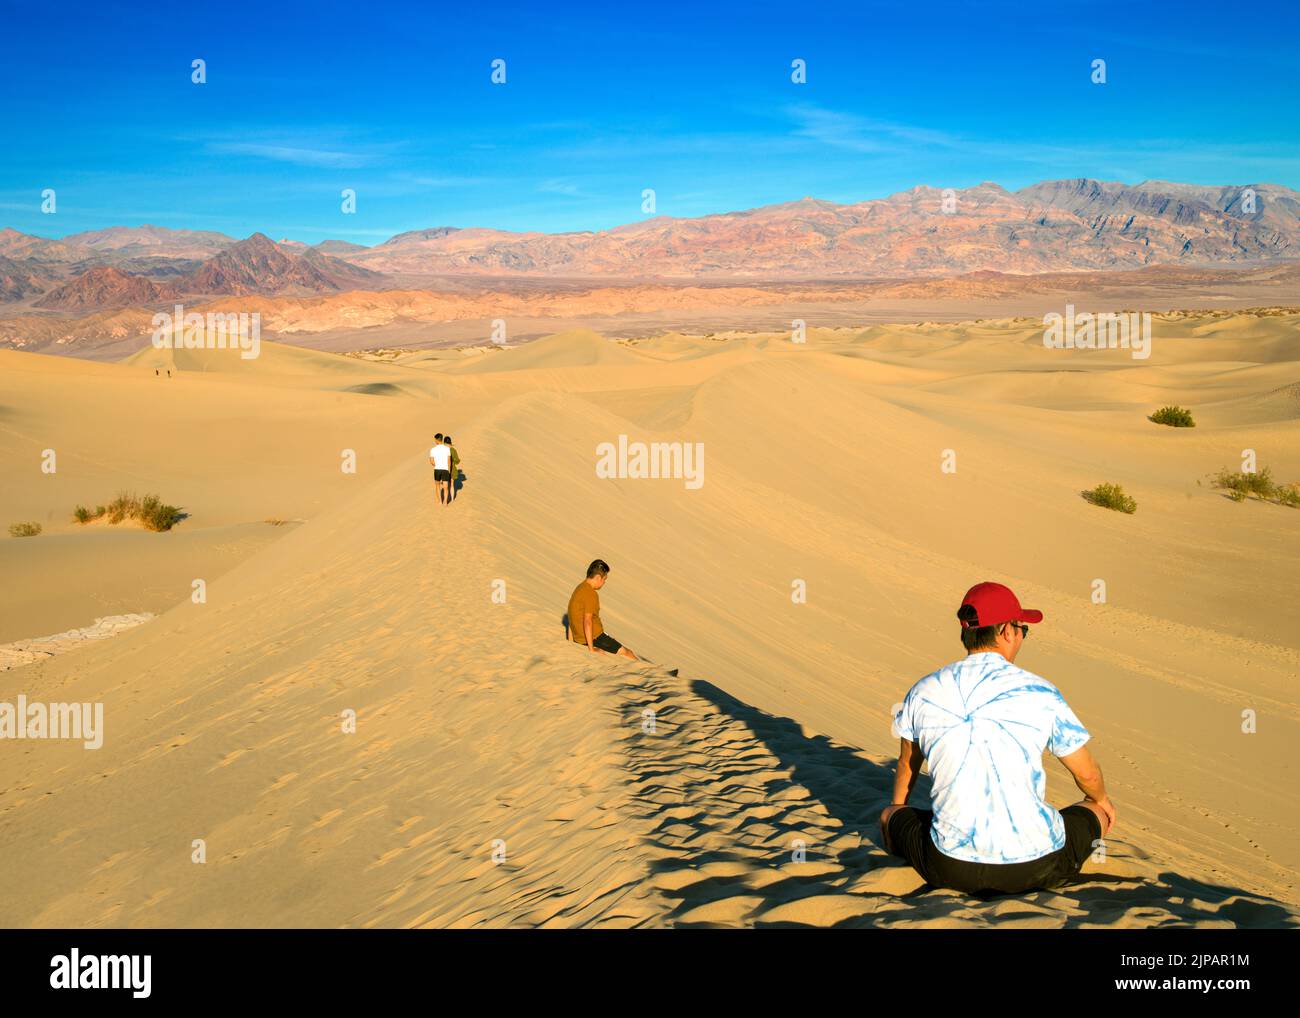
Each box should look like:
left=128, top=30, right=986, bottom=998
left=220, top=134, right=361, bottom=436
left=1058, top=744, right=1106, bottom=799
left=1058, top=744, right=1116, bottom=832
left=583, top=613, right=599, bottom=651
left=891, top=738, right=925, bottom=805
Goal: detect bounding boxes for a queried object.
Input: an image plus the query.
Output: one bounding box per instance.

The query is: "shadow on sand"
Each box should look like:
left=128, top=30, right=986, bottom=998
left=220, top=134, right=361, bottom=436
left=662, top=679, right=1297, bottom=928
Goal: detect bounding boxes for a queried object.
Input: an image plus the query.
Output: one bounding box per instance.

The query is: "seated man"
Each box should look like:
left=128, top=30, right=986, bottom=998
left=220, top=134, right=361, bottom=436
left=567, top=559, right=637, bottom=660
left=880, top=581, right=1116, bottom=896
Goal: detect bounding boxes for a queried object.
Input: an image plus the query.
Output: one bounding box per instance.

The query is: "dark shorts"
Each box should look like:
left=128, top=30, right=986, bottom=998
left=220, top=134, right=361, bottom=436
left=433, top=469, right=451, bottom=481
left=592, top=632, right=623, bottom=654
left=884, top=805, right=1102, bottom=897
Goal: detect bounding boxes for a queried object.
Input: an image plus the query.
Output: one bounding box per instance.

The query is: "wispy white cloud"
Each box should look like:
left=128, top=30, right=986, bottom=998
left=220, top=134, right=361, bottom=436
left=537, top=178, right=585, bottom=196
left=193, top=128, right=407, bottom=169
left=405, top=175, right=482, bottom=188
left=547, top=129, right=803, bottom=162
left=206, top=142, right=376, bottom=168
left=785, top=105, right=956, bottom=153
left=356, top=173, right=493, bottom=197
left=781, top=103, right=1300, bottom=179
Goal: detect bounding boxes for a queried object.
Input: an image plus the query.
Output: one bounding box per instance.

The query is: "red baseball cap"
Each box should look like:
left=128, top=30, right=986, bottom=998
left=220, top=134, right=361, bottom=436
left=958, top=582, right=1043, bottom=628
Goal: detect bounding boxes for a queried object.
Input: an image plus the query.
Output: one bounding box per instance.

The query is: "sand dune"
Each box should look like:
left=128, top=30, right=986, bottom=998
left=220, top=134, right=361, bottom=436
left=0, top=311, right=1296, bottom=927
left=447, top=328, right=644, bottom=374
left=0, top=345, right=434, bottom=640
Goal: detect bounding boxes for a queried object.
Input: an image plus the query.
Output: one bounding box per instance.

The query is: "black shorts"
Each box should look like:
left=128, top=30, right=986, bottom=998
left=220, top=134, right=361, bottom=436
left=433, top=469, right=451, bottom=481
left=592, top=632, right=623, bottom=654
left=884, top=805, right=1102, bottom=897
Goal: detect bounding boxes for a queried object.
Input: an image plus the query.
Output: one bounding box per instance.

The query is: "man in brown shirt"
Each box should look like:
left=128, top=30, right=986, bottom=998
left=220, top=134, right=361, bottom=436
left=567, top=559, right=637, bottom=659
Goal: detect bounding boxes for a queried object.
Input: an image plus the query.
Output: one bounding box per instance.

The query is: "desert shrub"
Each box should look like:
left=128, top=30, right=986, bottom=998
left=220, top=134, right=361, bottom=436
left=1083, top=482, right=1137, bottom=514
left=1149, top=405, right=1195, bottom=427
left=106, top=492, right=141, bottom=524
left=1212, top=466, right=1276, bottom=500
left=139, top=497, right=184, bottom=532
left=8, top=521, right=42, bottom=537
left=73, top=492, right=184, bottom=531
left=1212, top=466, right=1300, bottom=508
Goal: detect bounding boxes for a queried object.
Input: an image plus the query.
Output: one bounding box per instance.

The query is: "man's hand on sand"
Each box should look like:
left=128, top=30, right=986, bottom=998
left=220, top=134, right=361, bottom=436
left=1088, top=794, right=1118, bottom=832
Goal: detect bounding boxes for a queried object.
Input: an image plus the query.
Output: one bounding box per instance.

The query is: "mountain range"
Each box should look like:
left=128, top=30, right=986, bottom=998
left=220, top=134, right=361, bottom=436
left=3, top=179, right=1298, bottom=309
left=28, top=233, right=386, bottom=309
left=344, top=180, right=1300, bottom=279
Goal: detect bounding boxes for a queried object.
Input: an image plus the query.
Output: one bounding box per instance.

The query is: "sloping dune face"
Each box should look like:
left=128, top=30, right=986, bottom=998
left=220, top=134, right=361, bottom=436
left=0, top=312, right=1297, bottom=928
left=0, top=344, right=439, bottom=641
left=445, top=328, right=643, bottom=374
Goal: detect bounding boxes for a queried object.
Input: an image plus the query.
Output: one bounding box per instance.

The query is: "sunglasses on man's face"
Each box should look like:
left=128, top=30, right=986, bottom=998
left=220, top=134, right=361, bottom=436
left=1008, top=623, right=1029, bottom=639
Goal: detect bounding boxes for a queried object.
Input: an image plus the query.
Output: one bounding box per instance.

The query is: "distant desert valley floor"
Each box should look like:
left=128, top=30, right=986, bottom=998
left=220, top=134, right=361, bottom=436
left=4, top=256, right=1300, bottom=361
left=1, top=298, right=1297, bottom=927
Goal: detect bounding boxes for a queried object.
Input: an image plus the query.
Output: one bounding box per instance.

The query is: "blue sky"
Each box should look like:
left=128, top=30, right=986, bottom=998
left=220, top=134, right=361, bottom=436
left=2, top=0, right=1297, bottom=245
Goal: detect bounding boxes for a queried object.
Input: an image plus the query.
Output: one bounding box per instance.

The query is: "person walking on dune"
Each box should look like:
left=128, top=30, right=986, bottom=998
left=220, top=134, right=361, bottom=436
left=445, top=434, right=462, bottom=502
left=880, top=582, right=1115, bottom=897
left=567, top=559, right=637, bottom=659
left=429, top=433, right=452, bottom=506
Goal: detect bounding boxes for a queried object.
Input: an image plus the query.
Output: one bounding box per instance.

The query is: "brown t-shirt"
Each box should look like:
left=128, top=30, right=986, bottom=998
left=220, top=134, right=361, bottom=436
left=568, top=581, right=603, bottom=644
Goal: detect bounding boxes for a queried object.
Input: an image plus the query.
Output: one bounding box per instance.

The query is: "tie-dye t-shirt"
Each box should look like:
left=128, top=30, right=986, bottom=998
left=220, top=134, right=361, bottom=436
left=893, top=652, right=1091, bottom=865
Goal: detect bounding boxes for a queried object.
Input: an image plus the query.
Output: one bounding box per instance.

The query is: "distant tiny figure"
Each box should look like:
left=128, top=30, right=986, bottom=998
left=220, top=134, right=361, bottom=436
left=445, top=435, right=462, bottom=501
left=567, top=559, right=636, bottom=659
left=881, top=582, right=1115, bottom=897
left=429, top=433, right=452, bottom=505
left=166, top=369, right=172, bottom=378
left=154, top=369, right=159, bottom=376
